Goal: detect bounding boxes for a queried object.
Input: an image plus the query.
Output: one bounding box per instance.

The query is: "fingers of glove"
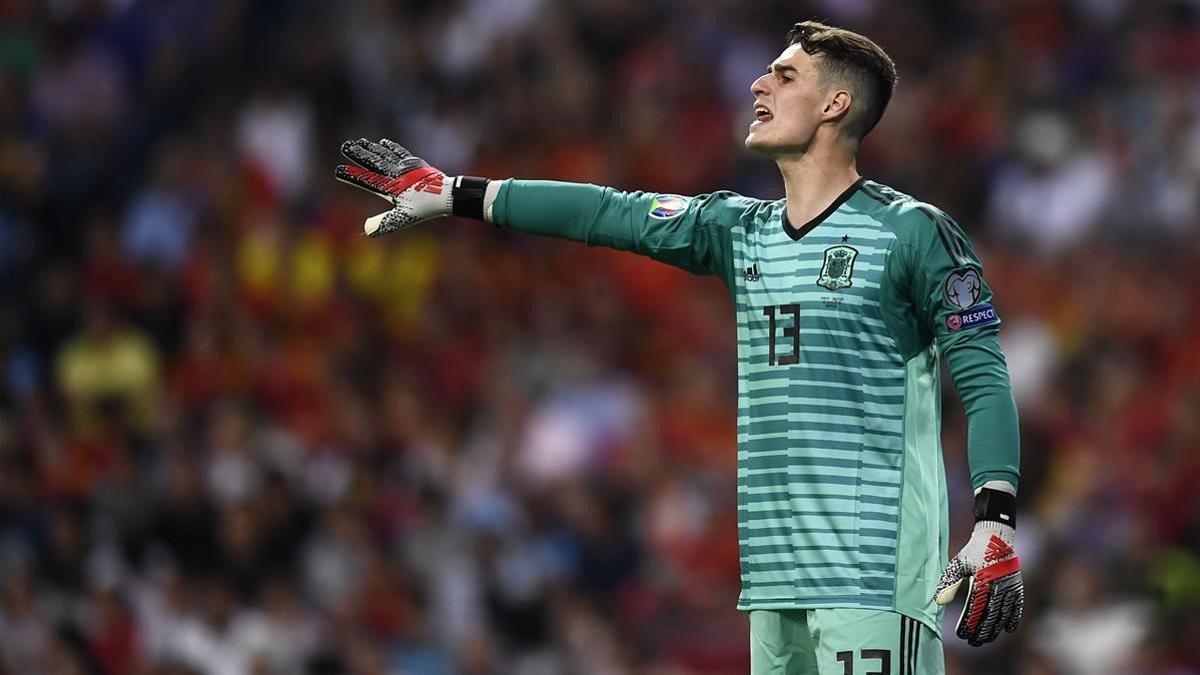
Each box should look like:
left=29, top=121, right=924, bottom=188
left=974, top=591, right=1009, bottom=647
left=334, top=164, right=398, bottom=200
left=971, top=615, right=1001, bottom=647
left=341, top=138, right=393, bottom=174
left=934, top=556, right=969, bottom=605
left=373, top=139, right=430, bottom=176
left=964, top=572, right=1023, bottom=646
left=1004, top=576, right=1024, bottom=633
left=363, top=139, right=415, bottom=172
left=989, top=571, right=1023, bottom=636
left=341, top=138, right=429, bottom=178
left=1006, top=604, right=1023, bottom=633
left=958, top=578, right=1000, bottom=646
left=995, top=586, right=1020, bottom=637
left=965, top=599, right=999, bottom=646
left=377, top=138, right=413, bottom=160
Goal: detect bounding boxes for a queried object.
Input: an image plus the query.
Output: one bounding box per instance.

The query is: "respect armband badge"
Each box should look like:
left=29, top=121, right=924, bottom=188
left=946, top=303, right=1000, bottom=331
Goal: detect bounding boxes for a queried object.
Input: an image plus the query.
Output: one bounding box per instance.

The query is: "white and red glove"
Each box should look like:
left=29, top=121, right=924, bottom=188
left=934, top=485, right=1024, bottom=647
left=335, top=138, right=494, bottom=236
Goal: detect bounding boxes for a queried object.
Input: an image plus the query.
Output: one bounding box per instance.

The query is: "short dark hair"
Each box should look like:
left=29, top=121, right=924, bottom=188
left=786, top=21, right=897, bottom=140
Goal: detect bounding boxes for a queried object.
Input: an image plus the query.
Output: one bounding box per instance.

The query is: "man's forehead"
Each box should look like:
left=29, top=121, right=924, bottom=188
left=771, top=44, right=813, bottom=71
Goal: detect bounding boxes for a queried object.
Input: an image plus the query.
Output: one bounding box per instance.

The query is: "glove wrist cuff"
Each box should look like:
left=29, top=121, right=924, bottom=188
left=451, top=176, right=490, bottom=220
left=973, top=487, right=1017, bottom=528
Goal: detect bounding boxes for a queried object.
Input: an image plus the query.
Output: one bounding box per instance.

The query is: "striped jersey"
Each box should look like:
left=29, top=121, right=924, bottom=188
left=493, top=177, right=1020, bottom=631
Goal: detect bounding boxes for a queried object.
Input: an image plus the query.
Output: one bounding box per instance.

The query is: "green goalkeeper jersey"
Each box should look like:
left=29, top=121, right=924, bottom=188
left=490, top=178, right=1020, bottom=631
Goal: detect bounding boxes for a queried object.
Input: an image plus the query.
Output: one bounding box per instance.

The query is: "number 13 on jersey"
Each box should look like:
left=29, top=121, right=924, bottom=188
left=763, top=303, right=800, bottom=366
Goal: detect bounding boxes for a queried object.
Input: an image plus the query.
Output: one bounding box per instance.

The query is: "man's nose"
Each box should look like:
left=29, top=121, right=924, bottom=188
left=751, top=74, right=769, bottom=97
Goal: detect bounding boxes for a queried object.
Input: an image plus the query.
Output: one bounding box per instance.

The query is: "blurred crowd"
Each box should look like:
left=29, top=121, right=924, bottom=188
left=1, top=0, right=1198, bottom=674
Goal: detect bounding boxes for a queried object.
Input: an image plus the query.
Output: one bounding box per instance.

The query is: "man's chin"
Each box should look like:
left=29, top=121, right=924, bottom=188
left=745, top=134, right=779, bottom=154
left=745, top=132, right=807, bottom=157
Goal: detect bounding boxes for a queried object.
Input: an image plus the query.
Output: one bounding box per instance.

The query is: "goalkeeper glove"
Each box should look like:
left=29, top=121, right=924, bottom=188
left=334, top=138, right=494, bottom=236
left=934, top=485, right=1024, bottom=647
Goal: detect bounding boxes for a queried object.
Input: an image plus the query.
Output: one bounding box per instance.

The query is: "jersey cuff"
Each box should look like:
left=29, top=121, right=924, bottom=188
left=974, top=480, right=1016, bottom=496
left=971, top=471, right=1020, bottom=494
left=483, top=179, right=504, bottom=224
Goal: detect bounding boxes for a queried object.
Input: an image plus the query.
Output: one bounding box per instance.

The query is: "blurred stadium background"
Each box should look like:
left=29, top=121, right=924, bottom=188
left=1, top=0, right=1198, bottom=674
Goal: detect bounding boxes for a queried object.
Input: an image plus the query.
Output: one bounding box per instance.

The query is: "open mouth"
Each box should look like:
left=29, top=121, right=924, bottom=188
left=753, top=105, right=773, bottom=124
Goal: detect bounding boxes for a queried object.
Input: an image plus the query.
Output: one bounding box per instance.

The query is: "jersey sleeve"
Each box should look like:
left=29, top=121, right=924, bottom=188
left=491, top=179, right=750, bottom=286
left=905, top=207, right=1021, bottom=492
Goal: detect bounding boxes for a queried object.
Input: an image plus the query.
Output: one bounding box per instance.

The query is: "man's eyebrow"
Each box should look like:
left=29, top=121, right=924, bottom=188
left=768, top=63, right=799, bottom=75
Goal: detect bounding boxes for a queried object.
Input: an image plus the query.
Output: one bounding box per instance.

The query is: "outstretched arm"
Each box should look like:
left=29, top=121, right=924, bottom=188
left=335, top=138, right=749, bottom=281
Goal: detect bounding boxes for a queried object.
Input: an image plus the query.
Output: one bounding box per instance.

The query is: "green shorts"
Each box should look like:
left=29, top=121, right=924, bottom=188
left=750, top=608, right=943, bottom=675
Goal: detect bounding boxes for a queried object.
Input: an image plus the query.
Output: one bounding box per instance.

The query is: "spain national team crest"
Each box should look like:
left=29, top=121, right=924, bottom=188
left=816, top=245, right=858, bottom=290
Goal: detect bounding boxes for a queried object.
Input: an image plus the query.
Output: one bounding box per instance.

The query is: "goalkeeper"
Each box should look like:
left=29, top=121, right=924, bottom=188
left=337, top=20, right=1021, bottom=675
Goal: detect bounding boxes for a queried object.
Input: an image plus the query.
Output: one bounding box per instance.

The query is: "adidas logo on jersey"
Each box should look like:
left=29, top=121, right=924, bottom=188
left=744, top=263, right=761, bottom=282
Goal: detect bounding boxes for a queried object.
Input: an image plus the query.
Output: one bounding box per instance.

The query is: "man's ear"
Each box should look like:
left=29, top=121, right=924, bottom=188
left=821, top=89, right=852, bottom=124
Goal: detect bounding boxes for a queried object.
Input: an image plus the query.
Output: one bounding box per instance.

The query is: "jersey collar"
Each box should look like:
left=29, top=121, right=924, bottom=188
left=782, top=177, right=866, bottom=241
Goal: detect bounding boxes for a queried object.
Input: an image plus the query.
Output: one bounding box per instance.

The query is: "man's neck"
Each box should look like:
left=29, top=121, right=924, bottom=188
left=776, top=144, right=861, bottom=230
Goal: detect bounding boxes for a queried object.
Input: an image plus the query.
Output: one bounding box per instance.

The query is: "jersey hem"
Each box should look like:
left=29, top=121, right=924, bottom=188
left=736, top=600, right=941, bottom=635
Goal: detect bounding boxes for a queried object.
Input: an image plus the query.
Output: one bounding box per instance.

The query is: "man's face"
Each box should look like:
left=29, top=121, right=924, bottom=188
left=745, top=45, right=828, bottom=154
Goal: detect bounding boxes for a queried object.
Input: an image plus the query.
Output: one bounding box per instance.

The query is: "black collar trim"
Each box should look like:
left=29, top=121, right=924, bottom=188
left=782, top=177, right=866, bottom=241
